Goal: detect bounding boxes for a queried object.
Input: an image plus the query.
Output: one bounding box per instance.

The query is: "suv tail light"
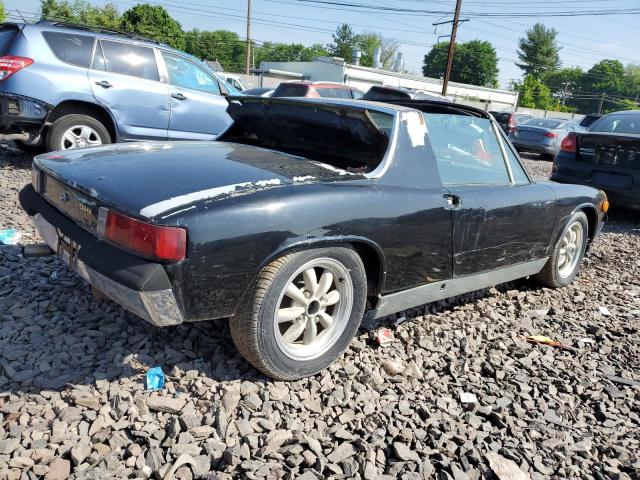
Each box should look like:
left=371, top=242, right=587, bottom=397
left=544, top=131, right=559, bottom=138
left=100, top=209, right=187, bottom=262
left=0, top=56, right=34, bottom=81
left=560, top=132, right=577, bottom=153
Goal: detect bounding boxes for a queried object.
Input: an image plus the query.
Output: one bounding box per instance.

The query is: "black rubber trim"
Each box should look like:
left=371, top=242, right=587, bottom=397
left=19, top=184, right=172, bottom=292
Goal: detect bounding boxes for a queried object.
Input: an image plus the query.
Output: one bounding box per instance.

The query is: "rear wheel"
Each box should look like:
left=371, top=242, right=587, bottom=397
left=535, top=211, right=588, bottom=288
left=46, top=114, right=111, bottom=152
left=230, top=247, right=367, bottom=380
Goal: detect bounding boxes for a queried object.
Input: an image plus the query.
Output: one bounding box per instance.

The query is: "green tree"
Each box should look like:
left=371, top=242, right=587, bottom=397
left=354, top=32, right=398, bottom=69
left=0, top=3, right=7, bottom=22
left=40, top=0, right=120, bottom=29
left=328, top=23, right=357, bottom=61
left=516, top=23, right=561, bottom=78
left=516, top=75, right=554, bottom=109
left=120, top=4, right=184, bottom=50
left=422, top=40, right=499, bottom=88
left=184, top=29, right=245, bottom=71
left=254, top=42, right=328, bottom=64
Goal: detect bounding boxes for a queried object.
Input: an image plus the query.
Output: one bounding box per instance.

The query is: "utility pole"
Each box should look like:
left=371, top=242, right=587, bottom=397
left=441, top=0, right=462, bottom=96
left=597, top=92, right=605, bottom=114
left=245, top=0, right=252, bottom=75
left=560, top=81, right=573, bottom=108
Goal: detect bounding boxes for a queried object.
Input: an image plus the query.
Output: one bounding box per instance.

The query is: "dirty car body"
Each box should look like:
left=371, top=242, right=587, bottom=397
left=21, top=97, right=607, bottom=378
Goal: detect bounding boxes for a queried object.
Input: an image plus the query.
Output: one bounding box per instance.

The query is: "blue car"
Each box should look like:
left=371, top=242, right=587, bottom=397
left=0, top=20, right=238, bottom=152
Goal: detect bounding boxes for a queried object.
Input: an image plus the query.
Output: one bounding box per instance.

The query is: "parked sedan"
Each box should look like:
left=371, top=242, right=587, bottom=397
left=361, top=85, right=450, bottom=102
left=509, top=118, right=580, bottom=159
left=552, top=110, right=640, bottom=210
left=489, top=111, right=532, bottom=133
left=241, top=87, right=274, bottom=97
left=20, top=97, right=607, bottom=379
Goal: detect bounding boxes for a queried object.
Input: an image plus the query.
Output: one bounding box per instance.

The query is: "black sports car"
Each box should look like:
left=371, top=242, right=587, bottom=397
left=20, top=97, right=608, bottom=379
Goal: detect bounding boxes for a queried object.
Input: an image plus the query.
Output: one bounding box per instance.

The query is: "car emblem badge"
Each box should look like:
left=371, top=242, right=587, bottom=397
left=59, top=191, right=70, bottom=203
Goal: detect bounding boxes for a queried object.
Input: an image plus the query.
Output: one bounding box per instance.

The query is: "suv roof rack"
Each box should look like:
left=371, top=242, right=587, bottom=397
left=36, top=19, right=167, bottom=46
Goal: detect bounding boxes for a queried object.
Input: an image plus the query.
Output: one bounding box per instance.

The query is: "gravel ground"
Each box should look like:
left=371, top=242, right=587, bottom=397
left=1, top=144, right=639, bottom=480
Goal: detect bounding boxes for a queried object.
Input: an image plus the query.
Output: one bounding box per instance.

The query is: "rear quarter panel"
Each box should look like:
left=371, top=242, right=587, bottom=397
left=2, top=26, right=95, bottom=106
left=164, top=181, right=451, bottom=322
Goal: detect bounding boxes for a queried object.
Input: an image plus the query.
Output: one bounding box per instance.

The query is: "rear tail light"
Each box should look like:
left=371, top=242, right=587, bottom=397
left=100, top=209, right=187, bottom=261
left=544, top=131, right=560, bottom=138
left=560, top=132, right=577, bottom=153
left=0, top=56, right=34, bottom=81
left=508, top=115, right=516, bottom=132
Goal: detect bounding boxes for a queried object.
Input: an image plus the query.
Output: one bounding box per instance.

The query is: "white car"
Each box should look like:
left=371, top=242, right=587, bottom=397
left=217, top=73, right=247, bottom=92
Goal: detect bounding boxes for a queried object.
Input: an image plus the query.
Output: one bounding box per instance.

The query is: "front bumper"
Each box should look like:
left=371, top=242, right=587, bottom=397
left=20, top=184, right=184, bottom=327
left=0, top=93, right=51, bottom=136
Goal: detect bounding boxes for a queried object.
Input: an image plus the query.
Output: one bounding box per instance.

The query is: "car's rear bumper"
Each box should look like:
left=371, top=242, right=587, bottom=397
left=552, top=173, right=640, bottom=210
left=511, top=139, right=556, bottom=156
left=0, top=92, right=51, bottom=139
left=19, top=184, right=184, bottom=326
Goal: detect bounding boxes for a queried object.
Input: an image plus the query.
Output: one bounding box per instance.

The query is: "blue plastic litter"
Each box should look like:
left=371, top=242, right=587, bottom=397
left=146, top=366, right=165, bottom=391
left=0, top=228, right=21, bottom=245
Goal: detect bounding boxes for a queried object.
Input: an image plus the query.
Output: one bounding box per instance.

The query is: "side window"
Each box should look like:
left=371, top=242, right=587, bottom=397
left=498, top=129, right=530, bottom=185
left=100, top=40, right=159, bottom=81
left=42, top=31, right=95, bottom=68
left=161, top=52, right=221, bottom=95
left=423, top=113, right=510, bottom=186
left=91, top=42, right=105, bottom=70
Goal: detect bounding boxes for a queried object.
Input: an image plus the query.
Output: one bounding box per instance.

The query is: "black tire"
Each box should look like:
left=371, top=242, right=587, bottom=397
left=535, top=211, right=588, bottom=288
left=230, top=246, right=367, bottom=380
left=46, top=114, right=111, bottom=152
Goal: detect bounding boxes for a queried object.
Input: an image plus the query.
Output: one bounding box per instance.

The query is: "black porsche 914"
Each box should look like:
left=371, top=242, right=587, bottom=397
left=20, top=97, right=608, bottom=379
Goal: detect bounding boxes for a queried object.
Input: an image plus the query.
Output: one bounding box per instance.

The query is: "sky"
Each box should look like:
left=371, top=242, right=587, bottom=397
left=5, top=0, right=640, bottom=89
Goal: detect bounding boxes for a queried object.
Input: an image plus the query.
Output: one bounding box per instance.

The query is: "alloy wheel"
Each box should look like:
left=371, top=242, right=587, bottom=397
left=557, top=221, right=584, bottom=278
left=273, top=258, right=354, bottom=361
left=60, top=125, right=103, bottom=150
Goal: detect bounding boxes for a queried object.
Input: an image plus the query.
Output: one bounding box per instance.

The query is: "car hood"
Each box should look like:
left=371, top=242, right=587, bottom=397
left=34, top=141, right=361, bottom=219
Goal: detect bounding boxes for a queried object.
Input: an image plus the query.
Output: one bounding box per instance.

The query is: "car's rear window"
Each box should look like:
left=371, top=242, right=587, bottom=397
left=423, top=113, right=510, bottom=186
left=272, top=85, right=310, bottom=97
left=43, top=31, right=95, bottom=68
left=0, top=26, right=18, bottom=55
left=589, top=113, right=640, bottom=135
left=315, top=87, right=351, bottom=99
left=523, top=118, right=563, bottom=129
left=364, top=88, right=411, bottom=101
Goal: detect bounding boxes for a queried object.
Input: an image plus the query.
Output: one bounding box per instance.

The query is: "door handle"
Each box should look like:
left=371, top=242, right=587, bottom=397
left=95, top=80, right=112, bottom=88
left=171, top=92, right=187, bottom=101
left=444, top=194, right=461, bottom=209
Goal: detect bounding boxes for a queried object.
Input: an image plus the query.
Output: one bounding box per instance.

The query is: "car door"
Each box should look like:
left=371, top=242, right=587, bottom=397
left=422, top=112, right=556, bottom=277
left=88, top=39, right=170, bottom=140
left=159, top=51, right=232, bottom=140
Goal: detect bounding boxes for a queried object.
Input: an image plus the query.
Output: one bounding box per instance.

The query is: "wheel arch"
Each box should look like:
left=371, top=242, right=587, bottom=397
left=251, top=235, right=386, bottom=306
left=46, top=100, right=118, bottom=142
left=573, top=203, right=599, bottom=246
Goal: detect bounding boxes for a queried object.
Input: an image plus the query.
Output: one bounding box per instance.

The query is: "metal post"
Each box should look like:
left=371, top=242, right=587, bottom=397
left=245, top=0, right=252, bottom=75
left=441, top=0, right=462, bottom=96
left=597, top=92, right=605, bottom=114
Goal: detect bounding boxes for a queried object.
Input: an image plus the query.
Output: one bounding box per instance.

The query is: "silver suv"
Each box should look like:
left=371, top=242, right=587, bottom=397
left=0, top=21, right=236, bottom=152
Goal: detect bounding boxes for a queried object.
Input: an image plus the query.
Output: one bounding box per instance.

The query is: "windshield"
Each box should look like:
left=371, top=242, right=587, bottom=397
left=589, top=113, right=640, bottom=135
left=523, top=119, right=563, bottom=129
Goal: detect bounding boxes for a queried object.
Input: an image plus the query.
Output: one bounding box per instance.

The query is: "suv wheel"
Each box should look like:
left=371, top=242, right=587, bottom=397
left=230, top=247, right=367, bottom=380
left=46, top=114, right=111, bottom=152
left=535, top=211, right=588, bottom=288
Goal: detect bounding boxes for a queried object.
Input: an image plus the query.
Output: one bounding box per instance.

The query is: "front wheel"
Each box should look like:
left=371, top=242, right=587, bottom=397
left=230, top=247, right=367, bottom=380
left=535, top=211, right=588, bottom=288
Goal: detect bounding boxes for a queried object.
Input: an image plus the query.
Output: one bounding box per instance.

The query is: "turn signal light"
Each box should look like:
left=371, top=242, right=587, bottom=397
left=601, top=200, right=610, bottom=213
left=102, top=210, right=186, bottom=261
left=0, top=56, right=34, bottom=81
left=560, top=132, right=577, bottom=153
